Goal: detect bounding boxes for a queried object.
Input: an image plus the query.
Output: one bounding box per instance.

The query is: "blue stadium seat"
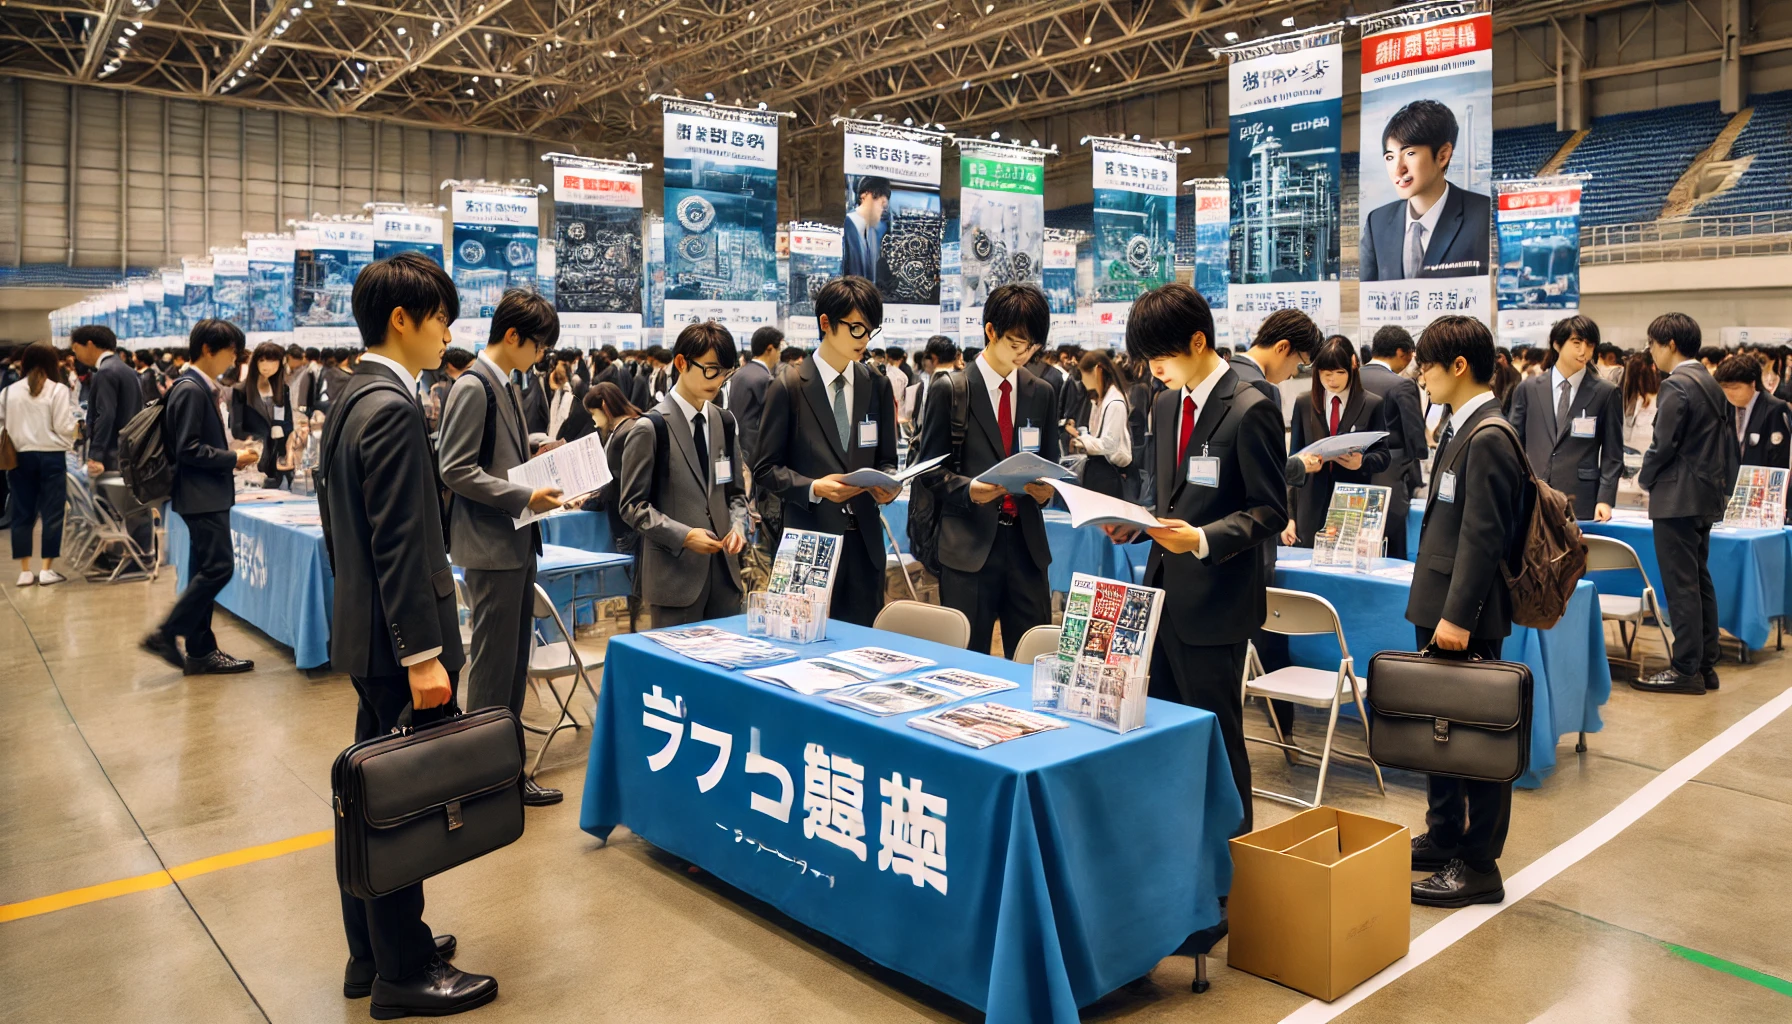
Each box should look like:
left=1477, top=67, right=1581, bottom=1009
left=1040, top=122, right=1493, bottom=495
left=1493, top=123, right=1573, bottom=180
left=1559, top=101, right=1731, bottom=226
left=1695, top=89, right=1792, bottom=217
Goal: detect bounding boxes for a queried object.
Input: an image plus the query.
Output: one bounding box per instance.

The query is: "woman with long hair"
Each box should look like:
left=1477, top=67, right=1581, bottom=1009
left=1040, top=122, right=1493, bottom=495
left=1064, top=350, right=1132, bottom=497
left=230, top=341, right=294, bottom=487
left=1281, top=336, right=1391, bottom=548
left=1, top=343, right=79, bottom=585
left=581, top=382, right=645, bottom=557
left=1619, top=351, right=1662, bottom=508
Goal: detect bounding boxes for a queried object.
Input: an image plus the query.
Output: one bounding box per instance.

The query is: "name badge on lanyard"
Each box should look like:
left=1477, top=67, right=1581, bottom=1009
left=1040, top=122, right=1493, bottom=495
left=714, top=457, right=733, bottom=485
left=858, top=418, right=878, bottom=448
left=270, top=404, right=286, bottom=439
left=1188, top=447, right=1220, bottom=488
left=1019, top=423, right=1041, bottom=453
left=1437, top=470, right=1457, bottom=503
left=1571, top=415, right=1597, bottom=439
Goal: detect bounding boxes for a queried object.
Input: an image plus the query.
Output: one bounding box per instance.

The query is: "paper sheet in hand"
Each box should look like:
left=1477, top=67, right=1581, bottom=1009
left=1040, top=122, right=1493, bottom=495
left=508, top=431, right=611, bottom=527
left=1294, top=430, right=1387, bottom=460
left=974, top=452, right=1075, bottom=495
left=1043, top=480, right=1161, bottom=531
left=837, top=453, right=949, bottom=491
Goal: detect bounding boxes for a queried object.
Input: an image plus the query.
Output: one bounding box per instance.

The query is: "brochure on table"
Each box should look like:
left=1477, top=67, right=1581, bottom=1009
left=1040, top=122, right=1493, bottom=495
left=1033, top=572, right=1162, bottom=733
left=1721, top=465, right=1789, bottom=529
left=909, top=702, right=1068, bottom=749
left=643, top=625, right=797, bottom=669
left=1311, top=483, right=1391, bottom=571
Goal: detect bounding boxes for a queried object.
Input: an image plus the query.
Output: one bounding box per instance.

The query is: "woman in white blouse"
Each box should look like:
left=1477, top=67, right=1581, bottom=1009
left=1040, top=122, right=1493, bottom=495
left=545, top=362, right=577, bottom=441
left=1618, top=351, right=1660, bottom=509
left=1, top=343, right=79, bottom=586
left=1064, top=350, right=1132, bottom=497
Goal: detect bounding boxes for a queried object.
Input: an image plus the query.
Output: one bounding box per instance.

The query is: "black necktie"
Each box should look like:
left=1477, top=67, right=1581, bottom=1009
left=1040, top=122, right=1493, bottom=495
left=1432, top=419, right=1456, bottom=480
left=692, top=410, right=709, bottom=472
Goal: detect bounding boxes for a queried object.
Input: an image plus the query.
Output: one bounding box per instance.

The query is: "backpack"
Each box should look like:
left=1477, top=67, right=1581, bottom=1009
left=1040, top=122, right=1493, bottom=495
left=1457, top=418, right=1587, bottom=630
left=641, top=406, right=737, bottom=509
left=118, top=376, right=204, bottom=506
left=907, top=370, right=969, bottom=578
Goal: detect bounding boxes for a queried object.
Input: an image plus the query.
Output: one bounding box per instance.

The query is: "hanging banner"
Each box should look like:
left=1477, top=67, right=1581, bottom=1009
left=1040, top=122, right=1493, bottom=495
left=181, top=257, right=215, bottom=331
left=1089, top=138, right=1178, bottom=332
left=371, top=208, right=445, bottom=264
left=295, top=220, right=373, bottom=346
left=1494, top=176, right=1583, bottom=343
left=550, top=158, right=647, bottom=349
left=449, top=188, right=540, bottom=346
left=839, top=120, right=946, bottom=339
left=160, top=268, right=185, bottom=346
left=245, top=235, right=295, bottom=345
left=1356, top=0, right=1494, bottom=331
left=662, top=98, right=781, bottom=342
left=1043, top=232, right=1079, bottom=332
left=212, top=249, right=251, bottom=332
left=124, top=279, right=151, bottom=347
left=1187, top=179, right=1232, bottom=342
left=1223, top=27, right=1345, bottom=339
left=958, top=139, right=1047, bottom=343
left=537, top=241, right=556, bottom=304
left=787, top=222, right=843, bottom=342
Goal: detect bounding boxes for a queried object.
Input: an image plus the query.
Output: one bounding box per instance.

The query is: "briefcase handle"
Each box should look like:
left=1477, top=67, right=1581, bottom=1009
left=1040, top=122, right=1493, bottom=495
left=1419, top=644, right=1485, bottom=663
left=393, top=700, right=464, bottom=736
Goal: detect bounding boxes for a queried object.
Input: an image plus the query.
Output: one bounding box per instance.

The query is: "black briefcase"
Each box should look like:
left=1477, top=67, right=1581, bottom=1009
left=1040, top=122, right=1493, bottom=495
left=332, top=704, right=526, bottom=900
left=1366, top=650, right=1534, bottom=784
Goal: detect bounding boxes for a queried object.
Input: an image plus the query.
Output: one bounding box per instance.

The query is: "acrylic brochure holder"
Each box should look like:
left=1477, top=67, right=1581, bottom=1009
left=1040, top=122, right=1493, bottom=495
left=745, top=589, right=829, bottom=644
left=1031, top=653, right=1148, bottom=734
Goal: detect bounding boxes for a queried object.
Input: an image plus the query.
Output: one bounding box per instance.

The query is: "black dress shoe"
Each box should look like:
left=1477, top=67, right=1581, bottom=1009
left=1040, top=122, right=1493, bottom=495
left=1412, top=859, right=1505, bottom=908
left=369, top=956, right=496, bottom=1020
left=344, top=936, right=457, bottom=998
left=522, top=778, right=563, bottom=806
left=1410, top=833, right=1458, bottom=872
left=141, top=632, right=185, bottom=670
left=1702, top=669, right=1720, bottom=691
left=1630, top=669, right=1706, bottom=695
left=185, top=649, right=254, bottom=675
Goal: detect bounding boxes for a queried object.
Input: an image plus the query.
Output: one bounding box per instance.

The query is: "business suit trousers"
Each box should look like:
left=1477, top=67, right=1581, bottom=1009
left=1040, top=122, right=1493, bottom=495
left=829, top=528, right=885, bottom=628
left=159, top=509, right=233, bottom=657
left=1415, top=628, right=1512, bottom=872
left=1653, top=516, right=1720, bottom=678
left=650, top=552, right=742, bottom=627
left=1381, top=478, right=1410, bottom=561
left=340, top=670, right=458, bottom=982
left=939, top=523, right=1051, bottom=659
left=463, top=562, right=537, bottom=717
left=1149, top=634, right=1253, bottom=835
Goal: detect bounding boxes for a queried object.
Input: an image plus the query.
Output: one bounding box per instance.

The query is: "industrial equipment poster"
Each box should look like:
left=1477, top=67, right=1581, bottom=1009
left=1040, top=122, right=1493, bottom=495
left=787, top=222, right=843, bottom=342
left=450, top=189, right=539, bottom=346
left=125, top=280, right=152, bottom=345
left=372, top=208, right=445, bottom=265
left=842, top=121, right=945, bottom=340
left=1224, top=29, right=1343, bottom=339
left=1190, top=180, right=1231, bottom=345
left=1357, top=0, right=1494, bottom=331
left=551, top=160, right=645, bottom=349
left=244, top=236, right=294, bottom=345
left=958, top=140, right=1045, bottom=343
left=160, top=268, right=184, bottom=346
left=180, top=257, right=214, bottom=330
left=661, top=99, right=781, bottom=343
left=1495, top=177, right=1582, bottom=342
left=1043, top=232, right=1079, bottom=331
left=295, top=220, right=372, bottom=346
left=211, top=249, right=250, bottom=332
left=1090, top=137, right=1177, bottom=332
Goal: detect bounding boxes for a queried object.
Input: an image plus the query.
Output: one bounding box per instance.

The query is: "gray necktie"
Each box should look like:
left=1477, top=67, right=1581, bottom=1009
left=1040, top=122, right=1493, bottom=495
left=1556, top=380, right=1572, bottom=438
left=1404, top=219, right=1426, bottom=278
left=831, top=374, right=850, bottom=451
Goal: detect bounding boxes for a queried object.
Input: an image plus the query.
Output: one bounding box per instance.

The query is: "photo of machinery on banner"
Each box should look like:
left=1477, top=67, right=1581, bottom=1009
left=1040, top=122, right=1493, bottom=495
left=1495, top=174, right=1588, bottom=344
left=658, top=96, right=789, bottom=343
left=243, top=234, right=294, bottom=346
left=368, top=203, right=446, bottom=264
left=543, top=153, right=651, bottom=350
left=294, top=218, right=373, bottom=347
left=211, top=248, right=250, bottom=331
left=1354, top=0, right=1494, bottom=332
left=446, top=181, right=541, bottom=346
left=787, top=221, right=843, bottom=342
left=1184, top=178, right=1232, bottom=346
left=957, top=137, right=1053, bottom=344
left=159, top=267, right=184, bottom=347
left=126, top=279, right=154, bottom=349
left=1218, top=24, right=1345, bottom=339
left=1043, top=229, right=1081, bottom=338
left=1087, top=136, right=1180, bottom=337
left=181, top=256, right=214, bottom=330
left=835, top=117, right=949, bottom=343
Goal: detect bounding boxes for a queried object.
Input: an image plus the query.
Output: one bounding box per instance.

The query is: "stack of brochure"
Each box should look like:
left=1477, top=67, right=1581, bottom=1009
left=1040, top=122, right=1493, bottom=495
left=642, top=625, right=797, bottom=670
left=1033, top=572, right=1162, bottom=733
left=745, top=646, right=938, bottom=696
left=908, top=703, right=1068, bottom=749
left=1311, top=483, right=1391, bottom=572
left=824, top=666, right=1021, bottom=718
left=752, top=528, right=844, bottom=643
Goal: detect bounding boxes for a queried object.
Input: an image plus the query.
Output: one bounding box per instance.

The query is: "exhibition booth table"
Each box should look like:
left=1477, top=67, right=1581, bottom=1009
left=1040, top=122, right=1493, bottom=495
left=580, top=618, right=1242, bottom=1024
left=537, top=508, right=616, bottom=555
left=883, top=496, right=1149, bottom=594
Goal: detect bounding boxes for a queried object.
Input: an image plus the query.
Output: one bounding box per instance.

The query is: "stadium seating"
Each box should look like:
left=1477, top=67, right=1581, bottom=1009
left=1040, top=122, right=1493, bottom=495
left=1695, top=89, right=1792, bottom=217
left=1558, top=101, right=1732, bottom=226
left=1492, top=122, right=1573, bottom=180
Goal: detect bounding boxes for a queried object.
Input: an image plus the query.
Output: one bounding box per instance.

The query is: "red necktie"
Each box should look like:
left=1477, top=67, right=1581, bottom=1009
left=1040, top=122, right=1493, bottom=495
left=1330, top=395, right=1341, bottom=436
left=1177, top=394, right=1197, bottom=463
left=998, top=378, right=1018, bottom=516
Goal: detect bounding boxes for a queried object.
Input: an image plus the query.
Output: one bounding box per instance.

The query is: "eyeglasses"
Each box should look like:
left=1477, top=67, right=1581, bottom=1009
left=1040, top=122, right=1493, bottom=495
left=687, top=362, right=734, bottom=381
left=838, top=320, right=883, bottom=342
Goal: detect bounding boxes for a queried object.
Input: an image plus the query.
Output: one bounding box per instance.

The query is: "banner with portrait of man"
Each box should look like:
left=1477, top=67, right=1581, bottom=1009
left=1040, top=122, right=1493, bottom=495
left=840, top=120, right=946, bottom=341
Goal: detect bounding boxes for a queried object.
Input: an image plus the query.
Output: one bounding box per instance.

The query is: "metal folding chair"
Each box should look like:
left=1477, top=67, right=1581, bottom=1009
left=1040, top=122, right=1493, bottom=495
left=1586, top=534, right=1671, bottom=666
left=525, top=582, right=604, bottom=780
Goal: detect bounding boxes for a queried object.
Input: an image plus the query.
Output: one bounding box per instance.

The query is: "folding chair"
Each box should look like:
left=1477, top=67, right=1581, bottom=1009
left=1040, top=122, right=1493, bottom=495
left=881, top=512, right=919, bottom=601
left=1010, top=624, right=1062, bottom=665
left=1586, top=534, right=1671, bottom=666
left=524, top=582, right=604, bottom=780
left=873, top=600, right=972, bottom=649
left=1241, top=587, right=1386, bottom=808
left=61, top=468, right=157, bottom=581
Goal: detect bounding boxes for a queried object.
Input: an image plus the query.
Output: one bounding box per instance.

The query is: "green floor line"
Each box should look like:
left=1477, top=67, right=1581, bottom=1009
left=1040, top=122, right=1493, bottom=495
left=1662, top=943, right=1792, bottom=998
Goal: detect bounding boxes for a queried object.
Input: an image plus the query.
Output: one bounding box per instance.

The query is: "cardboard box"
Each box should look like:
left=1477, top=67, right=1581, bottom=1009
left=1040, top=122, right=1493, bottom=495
left=1226, top=807, right=1410, bottom=1001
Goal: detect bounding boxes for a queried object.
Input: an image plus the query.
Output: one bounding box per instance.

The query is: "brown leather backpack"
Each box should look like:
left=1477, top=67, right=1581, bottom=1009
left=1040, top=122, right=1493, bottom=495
left=1461, top=418, right=1587, bottom=630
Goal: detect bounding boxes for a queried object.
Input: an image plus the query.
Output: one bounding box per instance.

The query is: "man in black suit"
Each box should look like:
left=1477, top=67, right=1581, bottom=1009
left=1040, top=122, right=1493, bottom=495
left=1715, top=353, right=1792, bottom=469
left=1507, top=315, right=1624, bottom=521
left=730, top=326, right=781, bottom=460
left=1406, top=315, right=1529, bottom=908
left=1360, top=326, right=1428, bottom=559
left=140, top=320, right=259, bottom=676
left=1359, top=100, right=1492, bottom=282
left=319, top=252, right=497, bottom=1018
left=753, top=276, right=901, bottom=627
left=918, top=284, right=1060, bottom=658
left=843, top=176, right=890, bottom=280
left=1106, top=283, right=1288, bottom=835
left=70, top=325, right=144, bottom=476
left=1635, top=313, right=1740, bottom=695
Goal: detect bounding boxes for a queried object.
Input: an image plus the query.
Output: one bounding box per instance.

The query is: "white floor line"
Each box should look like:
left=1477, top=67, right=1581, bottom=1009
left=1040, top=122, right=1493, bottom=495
left=1279, top=682, right=1792, bottom=1024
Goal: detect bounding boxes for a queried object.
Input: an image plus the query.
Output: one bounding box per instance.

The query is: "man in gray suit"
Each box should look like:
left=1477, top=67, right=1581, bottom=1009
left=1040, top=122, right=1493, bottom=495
left=1507, top=315, right=1623, bottom=521
left=619, top=322, right=750, bottom=626
left=1361, top=326, right=1429, bottom=560
left=437, top=290, right=567, bottom=805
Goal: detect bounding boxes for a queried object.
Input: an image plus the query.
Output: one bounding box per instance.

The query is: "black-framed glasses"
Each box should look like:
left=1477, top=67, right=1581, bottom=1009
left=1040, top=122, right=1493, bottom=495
left=840, top=320, right=883, bottom=342
left=688, top=361, right=734, bottom=381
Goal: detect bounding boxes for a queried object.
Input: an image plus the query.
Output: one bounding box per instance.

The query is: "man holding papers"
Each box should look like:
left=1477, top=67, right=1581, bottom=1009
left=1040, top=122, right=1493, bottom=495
left=437, top=290, right=569, bottom=806
left=917, top=283, right=1060, bottom=659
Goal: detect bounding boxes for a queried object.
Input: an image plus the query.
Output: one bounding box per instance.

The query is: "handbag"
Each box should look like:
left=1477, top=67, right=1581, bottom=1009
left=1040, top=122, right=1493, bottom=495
left=1365, top=648, right=1534, bottom=783
left=0, top=388, right=17, bottom=471
left=331, top=702, right=526, bottom=900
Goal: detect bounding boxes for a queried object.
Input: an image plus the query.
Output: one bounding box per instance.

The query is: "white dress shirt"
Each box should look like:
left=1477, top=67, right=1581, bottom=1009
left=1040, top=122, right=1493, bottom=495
left=1736, top=392, right=1758, bottom=446
left=548, top=386, right=576, bottom=440
left=809, top=355, right=856, bottom=505
left=974, top=352, right=1020, bottom=423
left=1321, top=385, right=1351, bottom=434
left=360, top=351, right=422, bottom=398
left=1171, top=359, right=1231, bottom=559
left=1442, top=389, right=1498, bottom=435
left=1405, top=183, right=1452, bottom=276
left=1549, top=364, right=1586, bottom=407
left=1077, top=385, right=1132, bottom=466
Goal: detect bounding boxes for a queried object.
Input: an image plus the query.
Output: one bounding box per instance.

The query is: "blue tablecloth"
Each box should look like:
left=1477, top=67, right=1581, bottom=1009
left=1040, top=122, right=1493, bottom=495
left=581, top=618, right=1241, bottom=1023
left=883, top=496, right=1149, bottom=593
left=1580, top=519, right=1788, bottom=651
left=537, top=509, right=617, bottom=554
left=529, top=544, right=634, bottom=628
left=1273, top=550, right=1610, bottom=789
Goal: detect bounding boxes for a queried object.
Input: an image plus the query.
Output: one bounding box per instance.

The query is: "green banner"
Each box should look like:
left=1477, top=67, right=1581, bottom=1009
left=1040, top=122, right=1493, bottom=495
left=961, top=157, right=1043, bottom=195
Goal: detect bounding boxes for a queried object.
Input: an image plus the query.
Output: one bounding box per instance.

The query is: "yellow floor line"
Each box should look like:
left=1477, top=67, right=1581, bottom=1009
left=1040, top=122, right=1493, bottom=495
left=0, top=829, right=333, bottom=924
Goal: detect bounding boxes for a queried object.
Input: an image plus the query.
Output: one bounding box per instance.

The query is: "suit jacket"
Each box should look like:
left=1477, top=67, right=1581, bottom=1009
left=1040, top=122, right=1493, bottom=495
left=1359, top=186, right=1493, bottom=282
left=86, top=353, right=145, bottom=471
left=1409, top=400, right=1526, bottom=638
left=1359, top=362, right=1427, bottom=493
left=729, top=358, right=774, bottom=460
left=319, top=362, right=465, bottom=678
left=842, top=215, right=884, bottom=279
left=438, top=357, right=540, bottom=571
left=753, top=355, right=899, bottom=571
left=517, top=373, right=549, bottom=436
left=1640, top=362, right=1739, bottom=521
left=619, top=397, right=749, bottom=607
left=917, top=363, right=1060, bottom=574
left=315, top=366, right=351, bottom=412
left=1507, top=370, right=1624, bottom=515
left=1732, top=393, right=1792, bottom=470
left=1146, top=369, right=1288, bottom=646
left=229, top=383, right=295, bottom=478
left=1287, top=389, right=1391, bottom=547
left=164, top=368, right=237, bottom=515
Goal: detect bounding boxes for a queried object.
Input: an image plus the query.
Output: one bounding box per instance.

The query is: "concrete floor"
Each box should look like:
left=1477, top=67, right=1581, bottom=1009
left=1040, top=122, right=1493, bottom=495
left=4, top=573, right=1790, bottom=1023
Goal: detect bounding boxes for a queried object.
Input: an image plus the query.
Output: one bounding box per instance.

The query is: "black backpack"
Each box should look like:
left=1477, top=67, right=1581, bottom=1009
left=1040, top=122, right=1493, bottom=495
left=117, top=376, right=204, bottom=506
left=907, top=370, right=969, bottom=578
left=641, top=406, right=737, bottom=508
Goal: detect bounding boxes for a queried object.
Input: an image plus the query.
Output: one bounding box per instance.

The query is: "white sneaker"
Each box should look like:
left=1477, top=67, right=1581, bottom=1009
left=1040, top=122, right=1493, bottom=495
left=15, top=571, right=33, bottom=587
left=36, top=570, right=66, bottom=586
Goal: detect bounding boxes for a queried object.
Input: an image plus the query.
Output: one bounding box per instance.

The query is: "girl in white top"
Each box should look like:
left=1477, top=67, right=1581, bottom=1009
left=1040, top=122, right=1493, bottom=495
left=1, top=343, right=79, bottom=586
left=546, top=363, right=577, bottom=441
left=1064, top=350, right=1132, bottom=498
left=1619, top=352, right=1660, bottom=509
